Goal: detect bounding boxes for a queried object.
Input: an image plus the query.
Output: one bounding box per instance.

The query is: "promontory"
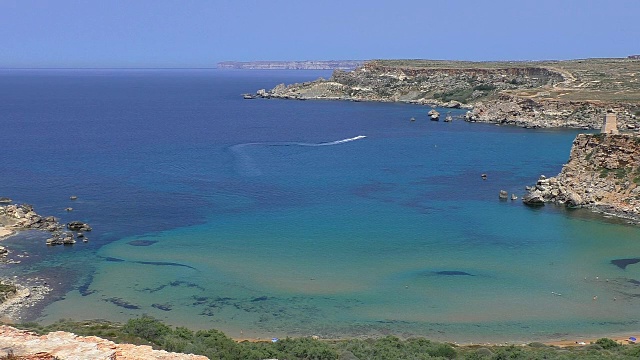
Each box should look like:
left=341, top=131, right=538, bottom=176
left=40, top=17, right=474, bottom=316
left=254, top=58, right=640, bottom=129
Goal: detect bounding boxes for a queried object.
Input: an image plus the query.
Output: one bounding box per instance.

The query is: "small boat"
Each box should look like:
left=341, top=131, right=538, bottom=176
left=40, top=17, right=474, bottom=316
left=243, top=94, right=256, bottom=99
left=444, top=112, right=453, bottom=122
left=410, top=117, right=416, bottom=122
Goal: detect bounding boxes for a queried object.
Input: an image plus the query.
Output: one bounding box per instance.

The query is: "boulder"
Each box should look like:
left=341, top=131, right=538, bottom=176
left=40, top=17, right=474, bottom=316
left=522, top=190, right=546, bottom=206
left=67, top=221, right=92, bottom=232
left=566, top=192, right=584, bottom=207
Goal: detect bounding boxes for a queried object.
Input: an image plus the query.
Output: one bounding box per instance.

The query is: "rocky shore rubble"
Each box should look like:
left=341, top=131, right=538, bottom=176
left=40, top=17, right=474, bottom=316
left=0, top=325, right=208, bottom=360
left=464, top=94, right=636, bottom=129
left=523, top=134, right=640, bottom=221
left=0, top=203, right=92, bottom=247
left=0, top=279, right=51, bottom=323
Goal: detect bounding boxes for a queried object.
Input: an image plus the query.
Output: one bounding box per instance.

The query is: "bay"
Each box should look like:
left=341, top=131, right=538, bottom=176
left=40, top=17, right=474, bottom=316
left=1, top=69, right=639, bottom=343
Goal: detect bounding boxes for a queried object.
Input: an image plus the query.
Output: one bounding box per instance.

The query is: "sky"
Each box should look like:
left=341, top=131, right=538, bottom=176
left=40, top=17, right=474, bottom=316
left=1, top=0, right=639, bottom=68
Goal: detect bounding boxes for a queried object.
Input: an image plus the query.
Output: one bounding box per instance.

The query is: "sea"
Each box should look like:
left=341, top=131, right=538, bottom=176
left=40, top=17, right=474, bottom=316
left=1, top=69, right=640, bottom=343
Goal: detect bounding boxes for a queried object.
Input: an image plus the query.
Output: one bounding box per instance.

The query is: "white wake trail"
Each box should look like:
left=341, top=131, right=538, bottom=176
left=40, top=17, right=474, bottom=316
left=229, top=135, right=367, bottom=176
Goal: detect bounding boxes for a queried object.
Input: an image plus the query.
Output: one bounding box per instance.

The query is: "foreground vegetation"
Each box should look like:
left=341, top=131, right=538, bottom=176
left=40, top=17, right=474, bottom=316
left=8, top=317, right=640, bottom=359
left=0, top=282, right=17, bottom=303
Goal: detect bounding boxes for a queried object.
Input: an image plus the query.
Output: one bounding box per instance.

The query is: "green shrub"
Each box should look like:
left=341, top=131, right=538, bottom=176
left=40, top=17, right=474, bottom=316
left=0, top=282, right=17, bottom=302
left=595, top=337, right=620, bottom=349
left=122, top=315, right=172, bottom=345
left=428, top=343, right=457, bottom=359
left=473, top=84, right=497, bottom=91
left=434, top=88, right=475, bottom=103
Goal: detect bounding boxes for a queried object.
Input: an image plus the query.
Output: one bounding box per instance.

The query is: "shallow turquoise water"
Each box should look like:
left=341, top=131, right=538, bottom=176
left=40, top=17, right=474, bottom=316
left=1, top=69, right=640, bottom=342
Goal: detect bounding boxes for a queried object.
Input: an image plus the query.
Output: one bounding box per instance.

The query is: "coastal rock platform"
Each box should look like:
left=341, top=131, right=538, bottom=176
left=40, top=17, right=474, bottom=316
left=523, top=133, right=640, bottom=221
left=0, top=325, right=207, bottom=360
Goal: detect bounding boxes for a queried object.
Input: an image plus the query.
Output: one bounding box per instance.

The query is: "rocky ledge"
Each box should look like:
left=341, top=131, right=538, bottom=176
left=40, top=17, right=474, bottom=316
left=252, top=59, right=640, bottom=129
left=0, top=325, right=207, bottom=360
left=0, top=203, right=92, bottom=249
left=523, top=134, right=640, bottom=221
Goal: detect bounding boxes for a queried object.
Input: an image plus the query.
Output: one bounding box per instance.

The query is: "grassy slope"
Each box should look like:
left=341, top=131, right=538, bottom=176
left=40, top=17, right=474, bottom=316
left=6, top=317, right=640, bottom=360
left=376, top=58, right=640, bottom=104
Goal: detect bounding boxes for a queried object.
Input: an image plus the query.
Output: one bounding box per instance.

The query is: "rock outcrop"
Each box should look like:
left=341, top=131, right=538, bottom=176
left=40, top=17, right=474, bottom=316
left=0, top=325, right=207, bottom=360
left=255, top=59, right=640, bottom=129
left=0, top=204, right=90, bottom=246
left=0, top=204, right=61, bottom=233
left=523, top=134, right=640, bottom=220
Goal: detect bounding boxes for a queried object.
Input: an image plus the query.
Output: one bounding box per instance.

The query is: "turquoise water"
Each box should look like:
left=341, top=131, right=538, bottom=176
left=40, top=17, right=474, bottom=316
left=1, top=70, right=640, bottom=343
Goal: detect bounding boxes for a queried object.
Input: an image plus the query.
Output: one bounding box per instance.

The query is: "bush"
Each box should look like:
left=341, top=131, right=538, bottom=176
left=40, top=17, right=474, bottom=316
left=434, top=88, right=475, bottom=103
left=595, top=337, right=620, bottom=349
left=427, top=343, right=457, bottom=359
left=122, top=315, right=172, bottom=345
left=473, top=84, right=497, bottom=91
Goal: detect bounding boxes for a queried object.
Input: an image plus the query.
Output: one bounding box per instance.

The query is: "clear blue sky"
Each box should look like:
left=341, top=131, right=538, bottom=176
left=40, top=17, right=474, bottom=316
left=1, top=0, right=638, bottom=68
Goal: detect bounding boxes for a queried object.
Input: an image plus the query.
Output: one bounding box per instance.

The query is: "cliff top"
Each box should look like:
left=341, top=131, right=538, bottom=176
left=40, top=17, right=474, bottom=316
left=371, top=58, right=640, bottom=104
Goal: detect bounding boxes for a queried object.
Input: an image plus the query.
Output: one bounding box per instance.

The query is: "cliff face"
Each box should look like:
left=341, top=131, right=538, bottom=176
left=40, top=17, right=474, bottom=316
left=218, top=60, right=365, bottom=70
left=0, top=325, right=207, bottom=360
left=525, top=134, right=640, bottom=219
left=257, top=59, right=640, bottom=129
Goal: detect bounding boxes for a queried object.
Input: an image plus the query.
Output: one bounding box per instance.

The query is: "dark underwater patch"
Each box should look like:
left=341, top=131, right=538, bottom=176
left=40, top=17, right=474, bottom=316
left=169, top=280, right=204, bottom=291
left=105, top=297, right=140, bottom=309
left=435, top=271, right=473, bottom=276
left=135, top=260, right=196, bottom=270
left=152, top=303, right=172, bottom=311
left=611, top=258, right=640, bottom=270
left=127, top=240, right=158, bottom=246
left=251, top=296, right=269, bottom=302
left=77, top=272, right=96, bottom=296
left=104, top=257, right=125, bottom=262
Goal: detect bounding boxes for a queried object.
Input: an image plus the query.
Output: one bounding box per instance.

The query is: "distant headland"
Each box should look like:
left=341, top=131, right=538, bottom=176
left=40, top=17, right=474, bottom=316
left=252, top=58, right=640, bottom=130
left=217, top=60, right=365, bottom=70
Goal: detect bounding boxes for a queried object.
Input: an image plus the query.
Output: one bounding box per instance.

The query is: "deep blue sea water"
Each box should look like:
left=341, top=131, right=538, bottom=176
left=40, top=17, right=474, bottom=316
left=1, top=69, right=640, bottom=343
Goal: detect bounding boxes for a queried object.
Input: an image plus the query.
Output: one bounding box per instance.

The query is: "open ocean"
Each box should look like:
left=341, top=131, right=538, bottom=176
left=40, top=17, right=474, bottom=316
left=1, top=69, right=640, bottom=343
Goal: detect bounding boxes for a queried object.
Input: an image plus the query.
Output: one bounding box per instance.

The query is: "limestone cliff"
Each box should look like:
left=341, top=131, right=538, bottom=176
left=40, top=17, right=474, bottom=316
left=256, top=59, right=640, bottom=129
left=0, top=325, right=207, bottom=360
left=524, top=134, right=640, bottom=220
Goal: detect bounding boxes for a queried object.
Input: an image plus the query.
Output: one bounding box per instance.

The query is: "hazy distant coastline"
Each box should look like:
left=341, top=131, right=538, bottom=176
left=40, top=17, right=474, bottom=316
left=217, top=60, right=365, bottom=70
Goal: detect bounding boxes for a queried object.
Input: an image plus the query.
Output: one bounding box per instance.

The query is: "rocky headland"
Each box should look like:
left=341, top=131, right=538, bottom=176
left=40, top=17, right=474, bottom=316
left=523, top=133, right=640, bottom=221
left=254, top=58, right=640, bottom=129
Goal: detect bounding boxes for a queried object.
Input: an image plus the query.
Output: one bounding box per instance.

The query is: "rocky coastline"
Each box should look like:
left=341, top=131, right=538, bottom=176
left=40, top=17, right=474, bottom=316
left=251, top=58, right=640, bottom=130
left=1, top=200, right=93, bottom=323
left=522, top=133, right=640, bottom=221
left=0, top=202, right=92, bottom=250
left=0, top=325, right=207, bottom=360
